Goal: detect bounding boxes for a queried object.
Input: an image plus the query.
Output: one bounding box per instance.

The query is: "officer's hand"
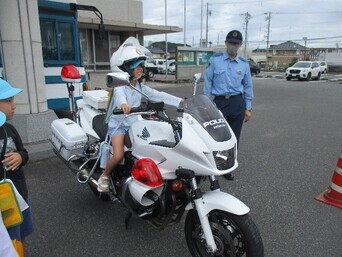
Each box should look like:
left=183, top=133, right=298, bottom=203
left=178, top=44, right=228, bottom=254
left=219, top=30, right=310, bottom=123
left=244, top=109, right=252, bottom=122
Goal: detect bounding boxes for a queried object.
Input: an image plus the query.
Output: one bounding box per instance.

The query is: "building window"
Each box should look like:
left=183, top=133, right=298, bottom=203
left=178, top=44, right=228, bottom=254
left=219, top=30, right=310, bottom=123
left=110, top=33, right=121, bottom=55
left=78, top=29, right=122, bottom=71
left=40, top=20, right=58, bottom=61
left=40, top=18, right=78, bottom=65
left=59, top=22, right=75, bottom=60
left=94, top=30, right=110, bottom=70
left=79, top=29, right=94, bottom=70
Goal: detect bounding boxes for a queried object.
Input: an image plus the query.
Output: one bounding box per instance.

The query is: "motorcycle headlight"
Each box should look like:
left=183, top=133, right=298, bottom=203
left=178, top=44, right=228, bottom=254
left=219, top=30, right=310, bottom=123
left=213, top=148, right=235, bottom=170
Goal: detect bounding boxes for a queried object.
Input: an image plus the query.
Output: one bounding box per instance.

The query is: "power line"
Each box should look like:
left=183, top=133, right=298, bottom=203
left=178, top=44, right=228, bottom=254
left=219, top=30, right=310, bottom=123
left=273, top=11, right=342, bottom=15
left=211, top=0, right=274, bottom=5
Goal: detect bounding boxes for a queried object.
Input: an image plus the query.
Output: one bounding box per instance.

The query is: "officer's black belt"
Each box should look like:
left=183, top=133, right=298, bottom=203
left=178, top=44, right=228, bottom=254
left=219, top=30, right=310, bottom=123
left=214, top=93, right=242, bottom=100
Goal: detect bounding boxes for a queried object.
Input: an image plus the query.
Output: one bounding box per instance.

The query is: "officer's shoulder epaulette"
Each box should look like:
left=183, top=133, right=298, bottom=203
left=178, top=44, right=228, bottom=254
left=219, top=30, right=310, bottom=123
left=238, top=56, right=248, bottom=62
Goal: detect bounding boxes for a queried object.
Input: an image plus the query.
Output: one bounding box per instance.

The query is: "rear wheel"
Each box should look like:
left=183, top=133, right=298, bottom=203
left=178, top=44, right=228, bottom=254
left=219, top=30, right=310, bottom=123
left=185, top=210, right=264, bottom=257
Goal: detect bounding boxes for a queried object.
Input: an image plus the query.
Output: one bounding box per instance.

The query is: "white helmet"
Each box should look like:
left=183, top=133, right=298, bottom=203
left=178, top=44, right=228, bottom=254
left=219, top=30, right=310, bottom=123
left=110, top=37, right=150, bottom=79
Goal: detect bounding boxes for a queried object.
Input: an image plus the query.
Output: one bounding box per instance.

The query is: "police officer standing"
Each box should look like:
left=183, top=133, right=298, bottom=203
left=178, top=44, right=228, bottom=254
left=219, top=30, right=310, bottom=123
left=204, top=30, right=253, bottom=180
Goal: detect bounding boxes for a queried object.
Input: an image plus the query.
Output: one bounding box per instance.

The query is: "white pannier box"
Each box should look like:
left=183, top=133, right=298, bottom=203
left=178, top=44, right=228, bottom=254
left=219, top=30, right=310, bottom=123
left=51, top=118, right=88, bottom=160
left=82, top=90, right=109, bottom=110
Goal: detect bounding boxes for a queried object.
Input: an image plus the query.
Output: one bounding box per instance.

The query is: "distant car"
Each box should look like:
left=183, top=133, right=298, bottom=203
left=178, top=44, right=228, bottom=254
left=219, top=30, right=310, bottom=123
left=248, top=60, right=260, bottom=75
left=319, top=61, right=328, bottom=74
left=257, top=61, right=267, bottom=68
left=167, top=61, right=176, bottom=74
left=158, top=60, right=175, bottom=74
left=155, top=59, right=166, bottom=74
left=285, top=61, right=321, bottom=81
left=144, top=57, right=158, bottom=79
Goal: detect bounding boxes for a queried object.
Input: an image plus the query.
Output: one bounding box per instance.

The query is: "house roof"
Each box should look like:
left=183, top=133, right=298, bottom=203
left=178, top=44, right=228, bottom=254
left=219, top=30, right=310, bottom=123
left=147, top=47, right=165, bottom=55
left=252, top=48, right=267, bottom=53
left=269, top=41, right=306, bottom=50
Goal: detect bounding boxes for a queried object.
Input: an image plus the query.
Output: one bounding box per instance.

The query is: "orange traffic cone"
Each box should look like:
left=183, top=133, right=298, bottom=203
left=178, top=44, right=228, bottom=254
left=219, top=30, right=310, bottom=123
left=315, top=151, right=342, bottom=209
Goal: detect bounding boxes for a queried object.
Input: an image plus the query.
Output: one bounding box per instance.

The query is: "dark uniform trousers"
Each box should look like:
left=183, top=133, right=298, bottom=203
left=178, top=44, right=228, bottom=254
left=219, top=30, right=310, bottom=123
left=213, top=94, right=245, bottom=147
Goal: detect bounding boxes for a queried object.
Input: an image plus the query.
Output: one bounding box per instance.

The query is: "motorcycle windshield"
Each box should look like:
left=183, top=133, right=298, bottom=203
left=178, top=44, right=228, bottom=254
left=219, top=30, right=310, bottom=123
left=184, top=95, right=232, bottom=142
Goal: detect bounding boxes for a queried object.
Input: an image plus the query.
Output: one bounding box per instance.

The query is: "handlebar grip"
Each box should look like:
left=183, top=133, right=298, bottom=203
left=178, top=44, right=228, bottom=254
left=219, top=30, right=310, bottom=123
left=112, top=106, right=143, bottom=115
left=112, top=109, right=124, bottom=115
left=130, top=107, right=143, bottom=113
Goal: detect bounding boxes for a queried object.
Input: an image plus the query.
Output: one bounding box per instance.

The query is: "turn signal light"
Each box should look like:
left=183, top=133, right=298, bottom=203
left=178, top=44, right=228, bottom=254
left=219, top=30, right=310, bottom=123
left=172, top=180, right=184, bottom=191
left=132, top=158, right=163, bottom=188
left=83, top=82, right=89, bottom=91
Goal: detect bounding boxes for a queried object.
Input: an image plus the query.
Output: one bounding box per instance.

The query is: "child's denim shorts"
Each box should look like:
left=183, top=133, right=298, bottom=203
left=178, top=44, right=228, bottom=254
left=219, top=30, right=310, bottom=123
left=108, top=126, right=127, bottom=137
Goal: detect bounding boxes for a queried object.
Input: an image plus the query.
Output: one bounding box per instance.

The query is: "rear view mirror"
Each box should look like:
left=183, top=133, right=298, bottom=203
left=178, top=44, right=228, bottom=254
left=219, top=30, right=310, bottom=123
left=193, top=73, right=202, bottom=83
left=106, top=72, right=130, bottom=88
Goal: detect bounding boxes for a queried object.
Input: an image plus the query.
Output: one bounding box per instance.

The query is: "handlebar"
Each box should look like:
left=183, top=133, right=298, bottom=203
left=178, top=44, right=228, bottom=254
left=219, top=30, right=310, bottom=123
left=112, top=101, right=165, bottom=115
left=112, top=100, right=182, bottom=144
left=112, top=106, right=143, bottom=115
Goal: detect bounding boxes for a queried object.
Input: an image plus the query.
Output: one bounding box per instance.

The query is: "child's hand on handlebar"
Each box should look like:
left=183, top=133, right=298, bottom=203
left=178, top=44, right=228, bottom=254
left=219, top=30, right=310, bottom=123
left=121, top=103, right=131, bottom=114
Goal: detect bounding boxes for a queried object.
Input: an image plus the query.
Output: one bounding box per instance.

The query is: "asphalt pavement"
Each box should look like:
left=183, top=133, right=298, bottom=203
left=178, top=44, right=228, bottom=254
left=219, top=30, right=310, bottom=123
left=24, top=74, right=342, bottom=257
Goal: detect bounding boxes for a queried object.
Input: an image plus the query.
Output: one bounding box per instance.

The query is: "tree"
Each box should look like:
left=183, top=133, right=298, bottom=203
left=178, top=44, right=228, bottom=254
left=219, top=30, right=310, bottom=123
left=289, top=57, right=298, bottom=67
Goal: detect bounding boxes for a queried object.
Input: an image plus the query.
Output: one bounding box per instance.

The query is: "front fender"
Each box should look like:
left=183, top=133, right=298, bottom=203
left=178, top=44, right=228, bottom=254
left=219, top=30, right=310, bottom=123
left=185, top=190, right=250, bottom=217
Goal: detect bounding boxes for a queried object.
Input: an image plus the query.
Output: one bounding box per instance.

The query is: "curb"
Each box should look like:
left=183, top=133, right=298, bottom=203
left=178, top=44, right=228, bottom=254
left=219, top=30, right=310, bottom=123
left=25, top=140, right=55, bottom=163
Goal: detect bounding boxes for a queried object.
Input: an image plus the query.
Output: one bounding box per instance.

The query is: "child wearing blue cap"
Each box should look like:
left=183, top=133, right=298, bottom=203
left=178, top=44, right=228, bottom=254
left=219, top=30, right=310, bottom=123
left=0, top=79, right=33, bottom=256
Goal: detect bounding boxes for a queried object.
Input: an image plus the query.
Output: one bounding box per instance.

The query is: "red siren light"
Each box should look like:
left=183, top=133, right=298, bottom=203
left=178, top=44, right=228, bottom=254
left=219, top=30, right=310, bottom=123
left=61, top=65, right=81, bottom=83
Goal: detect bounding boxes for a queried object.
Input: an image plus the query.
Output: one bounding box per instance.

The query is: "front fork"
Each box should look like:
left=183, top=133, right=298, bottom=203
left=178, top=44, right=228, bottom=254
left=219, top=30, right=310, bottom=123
left=191, top=176, right=219, bottom=253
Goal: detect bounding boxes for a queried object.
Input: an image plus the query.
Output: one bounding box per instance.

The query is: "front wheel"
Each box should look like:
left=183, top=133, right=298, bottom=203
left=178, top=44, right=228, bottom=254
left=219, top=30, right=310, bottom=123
left=184, top=210, right=264, bottom=257
left=147, top=70, right=154, bottom=79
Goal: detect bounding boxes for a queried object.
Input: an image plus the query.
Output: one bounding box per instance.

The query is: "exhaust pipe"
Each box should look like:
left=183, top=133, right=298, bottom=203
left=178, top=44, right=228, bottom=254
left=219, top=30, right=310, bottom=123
left=77, top=171, right=98, bottom=188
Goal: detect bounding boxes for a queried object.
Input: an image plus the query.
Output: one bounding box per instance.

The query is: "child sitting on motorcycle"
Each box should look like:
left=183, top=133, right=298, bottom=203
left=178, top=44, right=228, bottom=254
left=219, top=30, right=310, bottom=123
left=97, top=37, right=183, bottom=192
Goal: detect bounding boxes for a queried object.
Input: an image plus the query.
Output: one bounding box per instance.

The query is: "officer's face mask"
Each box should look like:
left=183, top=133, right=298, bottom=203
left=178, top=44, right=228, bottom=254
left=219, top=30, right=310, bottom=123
left=226, top=44, right=240, bottom=56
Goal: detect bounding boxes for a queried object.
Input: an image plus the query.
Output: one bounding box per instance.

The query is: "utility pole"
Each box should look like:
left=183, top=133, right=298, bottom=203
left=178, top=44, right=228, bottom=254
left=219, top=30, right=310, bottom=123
left=184, top=0, right=186, bottom=46
left=200, top=0, right=203, bottom=47
left=303, top=37, right=307, bottom=60
left=165, top=0, right=168, bottom=79
left=242, top=12, right=251, bottom=58
left=205, top=3, right=211, bottom=48
left=264, top=12, right=271, bottom=68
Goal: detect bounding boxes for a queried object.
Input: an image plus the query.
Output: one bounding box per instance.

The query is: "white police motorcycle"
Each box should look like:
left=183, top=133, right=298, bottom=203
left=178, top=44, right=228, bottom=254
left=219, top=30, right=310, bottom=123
left=50, top=38, right=263, bottom=257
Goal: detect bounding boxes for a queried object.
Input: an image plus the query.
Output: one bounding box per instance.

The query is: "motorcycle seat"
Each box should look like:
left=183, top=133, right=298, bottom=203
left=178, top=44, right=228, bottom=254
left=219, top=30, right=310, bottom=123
left=149, top=140, right=176, bottom=148
left=92, top=114, right=108, bottom=141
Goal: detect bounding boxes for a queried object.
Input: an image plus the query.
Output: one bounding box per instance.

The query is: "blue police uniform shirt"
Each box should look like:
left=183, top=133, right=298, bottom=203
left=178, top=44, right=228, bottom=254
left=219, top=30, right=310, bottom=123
left=204, top=51, right=253, bottom=110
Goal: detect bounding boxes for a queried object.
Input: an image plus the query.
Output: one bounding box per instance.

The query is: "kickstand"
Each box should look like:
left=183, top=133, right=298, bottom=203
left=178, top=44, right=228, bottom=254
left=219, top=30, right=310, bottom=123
left=125, top=211, right=132, bottom=229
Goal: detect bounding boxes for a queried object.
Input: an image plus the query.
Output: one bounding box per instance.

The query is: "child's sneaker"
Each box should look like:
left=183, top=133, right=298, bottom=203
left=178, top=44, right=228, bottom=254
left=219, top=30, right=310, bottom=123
left=97, top=174, right=110, bottom=192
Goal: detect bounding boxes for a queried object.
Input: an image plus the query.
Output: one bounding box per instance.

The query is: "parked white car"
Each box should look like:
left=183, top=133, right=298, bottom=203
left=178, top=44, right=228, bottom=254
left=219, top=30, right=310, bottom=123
left=158, top=59, right=175, bottom=74
left=319, top=61, right=328, bottom=74
left=144, top=57, right=158, bottom=79
left=167, top=61, right=176, bottom=74
left=285, top=61, right=321, bottom=81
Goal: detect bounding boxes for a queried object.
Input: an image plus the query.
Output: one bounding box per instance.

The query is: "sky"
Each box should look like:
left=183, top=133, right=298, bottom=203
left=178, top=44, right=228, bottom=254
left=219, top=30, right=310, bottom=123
left=142, top=0, right=342, bottom=49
